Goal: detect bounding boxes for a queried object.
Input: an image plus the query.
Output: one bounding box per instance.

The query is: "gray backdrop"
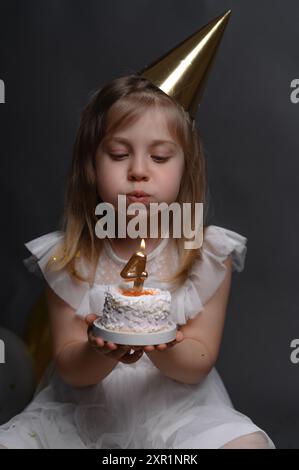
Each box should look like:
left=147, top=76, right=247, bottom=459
left=0, top=0, right=298, bottom=448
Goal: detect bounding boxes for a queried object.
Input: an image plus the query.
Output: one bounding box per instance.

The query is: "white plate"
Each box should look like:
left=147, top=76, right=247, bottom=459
left=92, top=319, right=177, bottom=345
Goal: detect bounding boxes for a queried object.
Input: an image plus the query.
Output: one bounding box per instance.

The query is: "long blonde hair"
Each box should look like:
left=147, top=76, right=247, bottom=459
left=47, top=75, right=211, bottom=292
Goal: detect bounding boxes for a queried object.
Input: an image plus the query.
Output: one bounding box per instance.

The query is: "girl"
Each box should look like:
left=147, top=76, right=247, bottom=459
left=0, top=75, right=275, bottom=449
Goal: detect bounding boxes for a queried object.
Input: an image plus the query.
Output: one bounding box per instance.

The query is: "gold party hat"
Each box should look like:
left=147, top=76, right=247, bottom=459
left=139, top=10, right=231, bottom=119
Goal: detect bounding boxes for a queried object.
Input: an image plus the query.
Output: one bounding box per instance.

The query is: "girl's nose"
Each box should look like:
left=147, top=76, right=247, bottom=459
left=127, top=156, right=149, bottom=181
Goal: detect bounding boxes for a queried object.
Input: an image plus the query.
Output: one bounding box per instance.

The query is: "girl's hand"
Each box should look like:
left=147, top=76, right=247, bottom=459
left=141, top=328, right=184, bottom=353
left=85, top=314, right=144, bottom=364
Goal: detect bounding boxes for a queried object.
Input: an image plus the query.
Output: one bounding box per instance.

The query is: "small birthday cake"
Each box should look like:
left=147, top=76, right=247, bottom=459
left=97, top=284, right=174, bottom=333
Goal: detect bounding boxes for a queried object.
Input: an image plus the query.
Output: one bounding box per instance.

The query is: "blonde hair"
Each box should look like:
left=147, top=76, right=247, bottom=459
left=47, top=75, right=210, bottom=292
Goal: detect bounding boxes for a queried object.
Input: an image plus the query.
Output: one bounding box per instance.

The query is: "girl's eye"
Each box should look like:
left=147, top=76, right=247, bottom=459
left=108, top=153, right=171, bottom=163
left=152, top=156, right=171, bottom=163
left=109, top=153, right=128, bottom=159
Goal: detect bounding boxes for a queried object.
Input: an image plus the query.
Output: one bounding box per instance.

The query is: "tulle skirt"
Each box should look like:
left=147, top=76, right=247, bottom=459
left=0, top=353, right=275, bottom=449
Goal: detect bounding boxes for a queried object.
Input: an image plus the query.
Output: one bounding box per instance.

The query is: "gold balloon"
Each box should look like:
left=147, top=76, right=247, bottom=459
left=23, top=291, right=52, bottom=383
left=139, top=10, right=231, bottom=119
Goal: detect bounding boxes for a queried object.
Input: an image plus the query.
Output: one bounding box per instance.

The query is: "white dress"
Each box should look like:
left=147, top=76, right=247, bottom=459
left=0, top=225, right=276, bottom=449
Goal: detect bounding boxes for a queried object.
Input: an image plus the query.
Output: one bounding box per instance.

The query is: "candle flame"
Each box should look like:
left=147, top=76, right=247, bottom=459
left=141, top=238, right=145, bottom=251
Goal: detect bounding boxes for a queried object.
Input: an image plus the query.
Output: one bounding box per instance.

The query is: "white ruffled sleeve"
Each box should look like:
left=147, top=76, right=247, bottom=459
left=23, top=231, right=91, bottom=317
left=170, top=225, right=248, bottom=325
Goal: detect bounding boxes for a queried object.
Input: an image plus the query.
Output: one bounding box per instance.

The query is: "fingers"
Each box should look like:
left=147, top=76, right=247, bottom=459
left=156, top=343, right=168, bottom=351
left=142, top=343, right=167, bottom=352
left=176, top=330, right=184, bottom=342
left=89, top=337, right=131, bottom=356
left=97, top=340, right=117, bottom=351
left=98, top=340, right=121, bottom=353
left=89, top=332, right=183, bottom=357
left=143, top=331, right=184, bottom=352
left=85, top=314, right=98, bottom=325
left=144, top=346, right=155, bottom=352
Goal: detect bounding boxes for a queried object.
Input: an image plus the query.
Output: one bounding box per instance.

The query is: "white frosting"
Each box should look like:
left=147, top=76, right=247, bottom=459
left=98, top=284, right=173, bottom=333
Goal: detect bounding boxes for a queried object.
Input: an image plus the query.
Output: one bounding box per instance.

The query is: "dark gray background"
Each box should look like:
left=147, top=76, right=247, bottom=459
left=0, top=0, right=298, bottom=448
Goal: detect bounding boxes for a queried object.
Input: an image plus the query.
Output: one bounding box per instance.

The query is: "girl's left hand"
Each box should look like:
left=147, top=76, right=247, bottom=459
left=132, top=328, right=184, bottom=353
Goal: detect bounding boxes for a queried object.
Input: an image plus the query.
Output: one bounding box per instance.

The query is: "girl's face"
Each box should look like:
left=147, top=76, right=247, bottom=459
left=95, top=107, right=185, bottom=210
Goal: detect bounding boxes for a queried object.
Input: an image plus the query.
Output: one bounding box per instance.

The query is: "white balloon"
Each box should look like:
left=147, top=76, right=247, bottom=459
left=0, top=327, right=36, bottom=425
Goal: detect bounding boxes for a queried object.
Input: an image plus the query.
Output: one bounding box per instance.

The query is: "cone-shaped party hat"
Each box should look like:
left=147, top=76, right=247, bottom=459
left=138, top=10, right=231, bottom=119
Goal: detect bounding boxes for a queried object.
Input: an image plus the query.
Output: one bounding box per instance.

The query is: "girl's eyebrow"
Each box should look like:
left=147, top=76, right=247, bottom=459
left=104, top=136, right=178, bottom=148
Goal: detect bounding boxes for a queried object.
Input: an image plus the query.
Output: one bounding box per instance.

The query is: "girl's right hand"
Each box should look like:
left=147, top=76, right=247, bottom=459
left=85, top=314, right=144, bottom=364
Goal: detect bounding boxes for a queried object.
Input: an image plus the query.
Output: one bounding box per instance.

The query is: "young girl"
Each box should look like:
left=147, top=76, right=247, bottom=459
left=0, top=73, right=275, bottom=449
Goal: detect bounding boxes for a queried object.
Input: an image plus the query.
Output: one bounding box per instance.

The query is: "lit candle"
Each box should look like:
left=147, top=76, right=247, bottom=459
left=120, top=238, right=148, bottom=292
